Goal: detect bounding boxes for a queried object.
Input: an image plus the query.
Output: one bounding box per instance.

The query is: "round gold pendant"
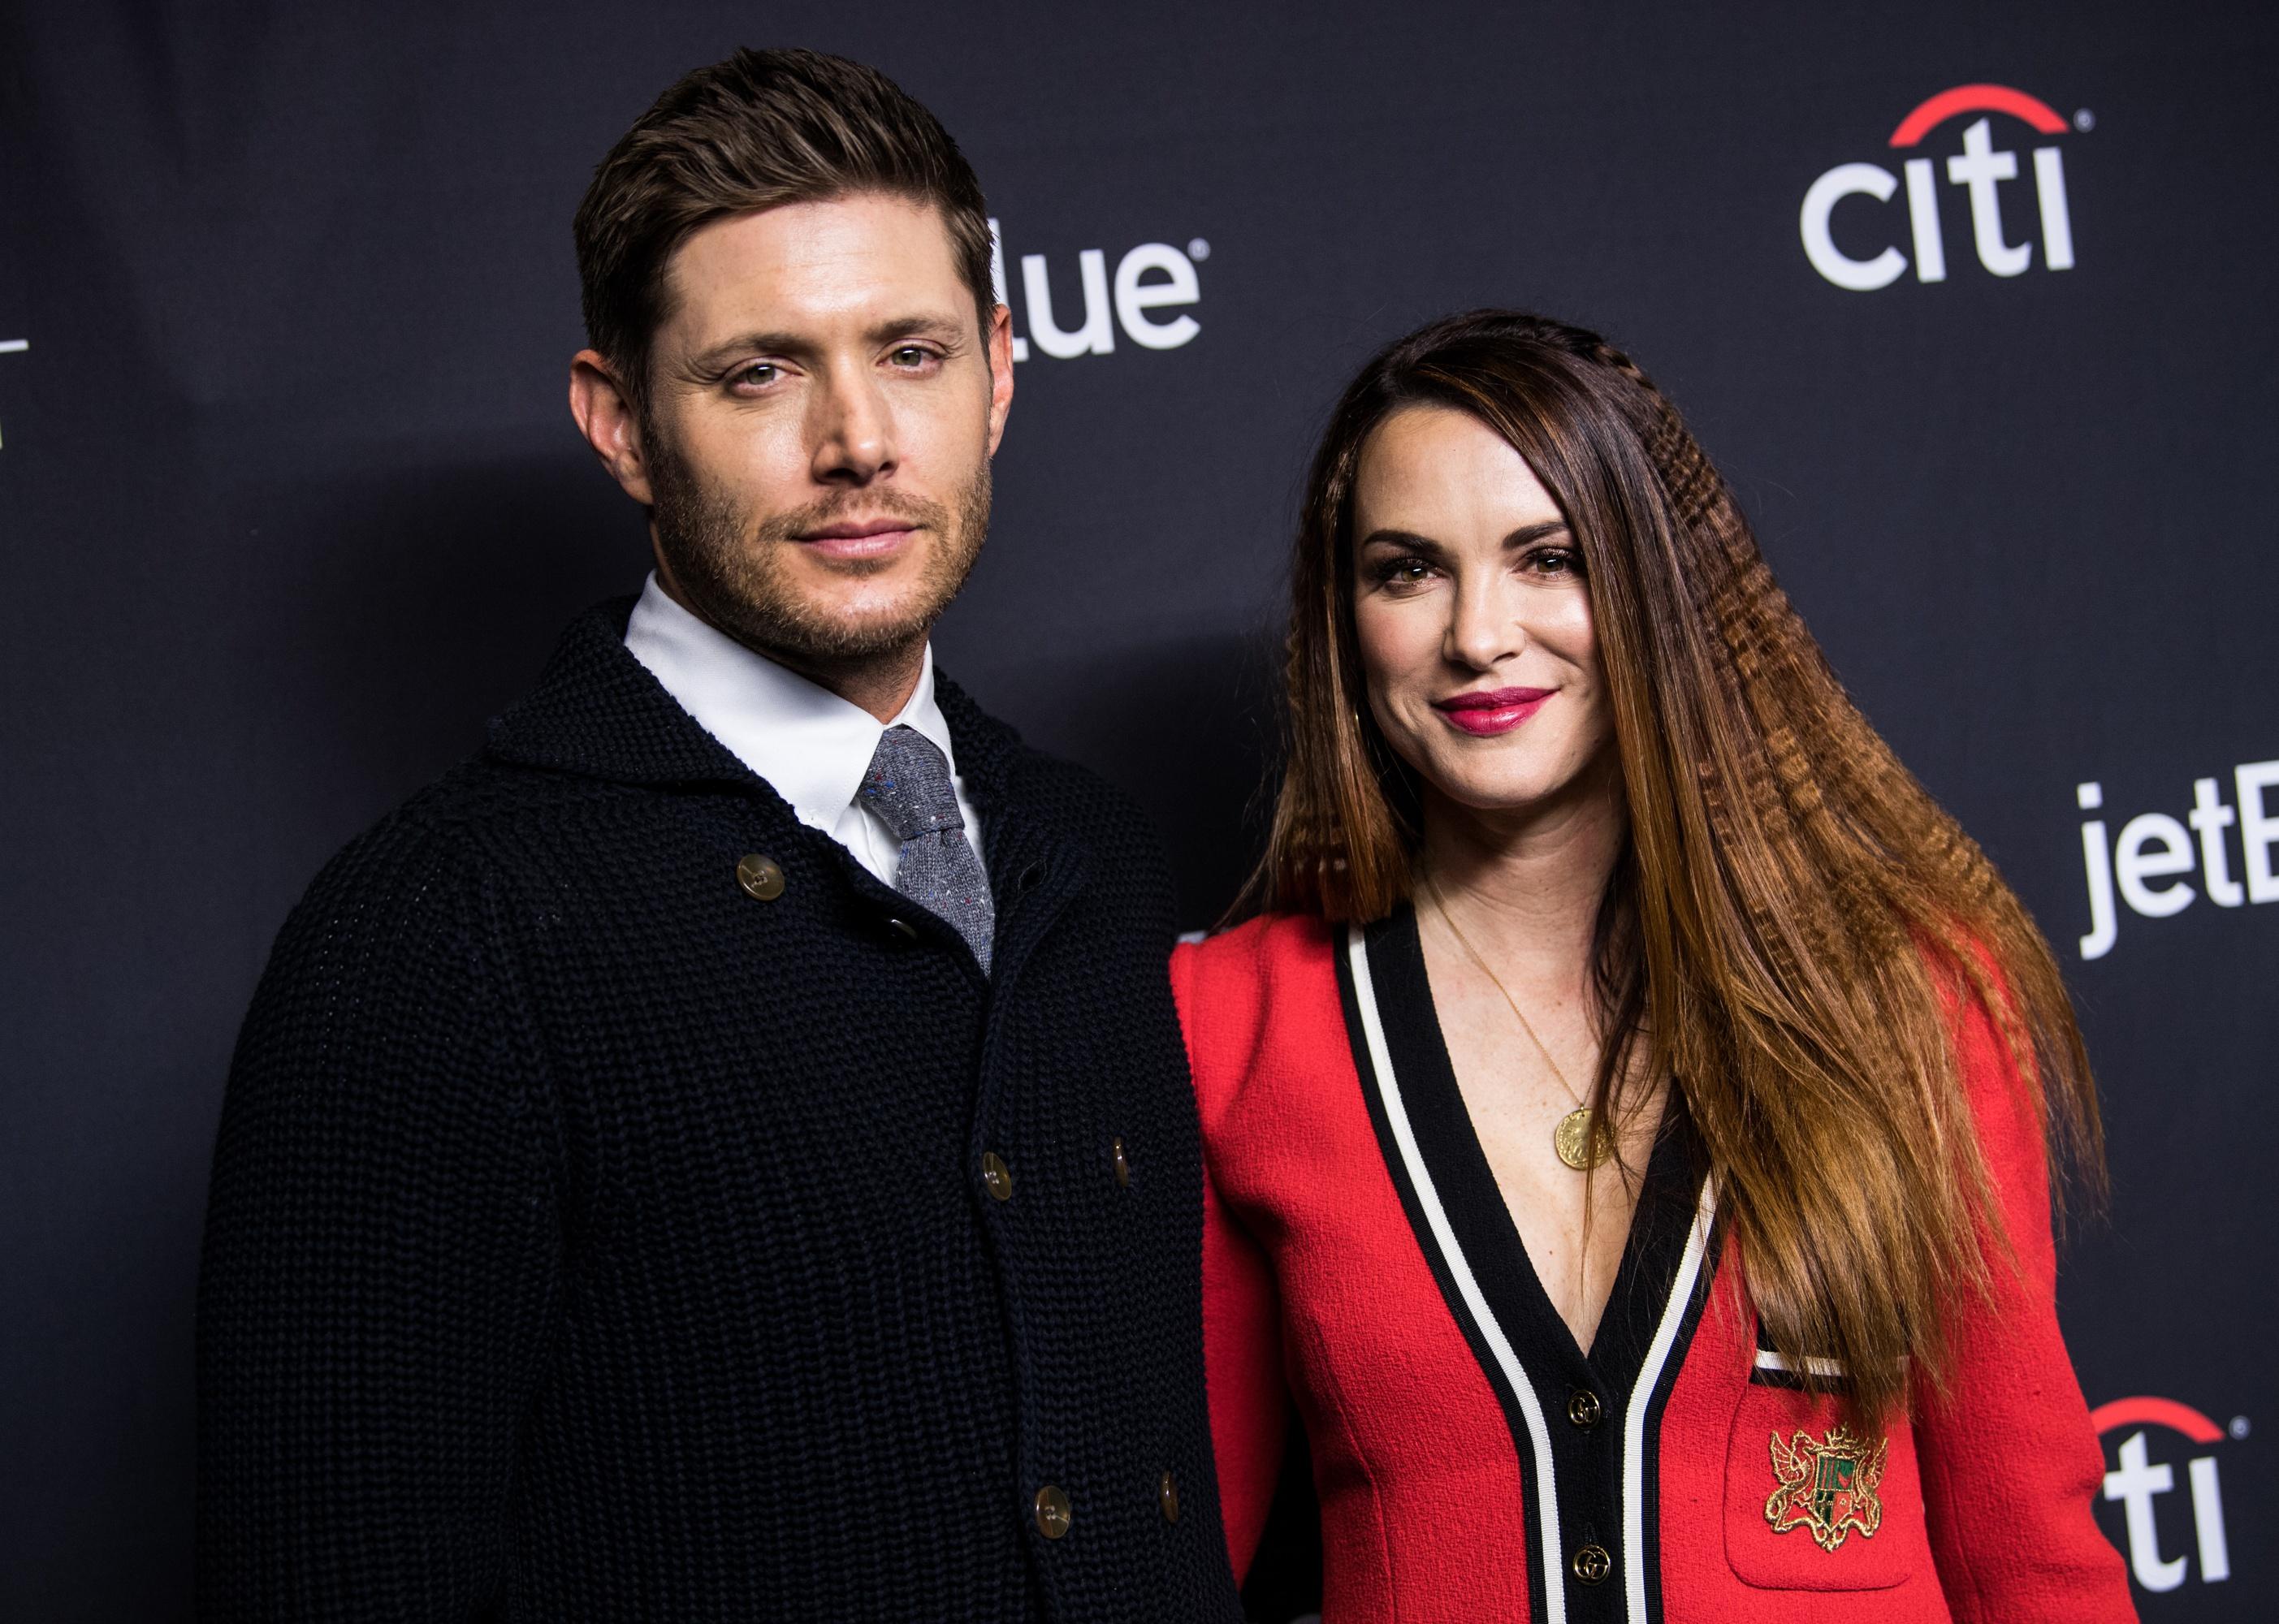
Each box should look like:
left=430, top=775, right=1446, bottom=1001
left=1553, top=1106, right=1611, bottom=1171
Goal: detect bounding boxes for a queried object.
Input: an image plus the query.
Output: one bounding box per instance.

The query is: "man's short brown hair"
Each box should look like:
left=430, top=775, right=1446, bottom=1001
left=574, top=48, right=996, bottom=416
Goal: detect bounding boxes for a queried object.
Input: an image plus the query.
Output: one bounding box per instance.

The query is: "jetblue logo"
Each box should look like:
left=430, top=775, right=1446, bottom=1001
left=1801, top=84, right=2082, bottom=292
left=2074, top=758, right=2279, bottom=960
left=989, top=220, right=1205, bottom=361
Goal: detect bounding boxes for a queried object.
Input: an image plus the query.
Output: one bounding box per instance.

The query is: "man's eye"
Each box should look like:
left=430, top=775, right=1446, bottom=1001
left=731, top=363, right=778, bottom=390
left=888, top=345, right=935, bottom=368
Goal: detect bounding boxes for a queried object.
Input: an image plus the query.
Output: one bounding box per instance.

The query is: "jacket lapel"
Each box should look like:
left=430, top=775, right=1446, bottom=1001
left=486, top=600, right=1096, bottom=993
left=484, top=598, right=757, bottom=790
left=936, top=675, right=1094, bottom=993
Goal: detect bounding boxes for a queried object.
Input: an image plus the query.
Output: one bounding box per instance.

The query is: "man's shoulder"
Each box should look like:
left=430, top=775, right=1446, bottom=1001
left=290, top=732, right=653, bottom=935
left=1008, top=742, right=1153, bottom=844
left=287, top=758, right=530, bottom=935
left=936, top=676, right=1161, bottom=854
left=312, top=590, right=724, bottom=901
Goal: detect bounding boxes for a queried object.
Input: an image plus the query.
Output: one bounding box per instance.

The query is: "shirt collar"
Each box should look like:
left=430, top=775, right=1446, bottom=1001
left=621, top=572, right=960, bottom=830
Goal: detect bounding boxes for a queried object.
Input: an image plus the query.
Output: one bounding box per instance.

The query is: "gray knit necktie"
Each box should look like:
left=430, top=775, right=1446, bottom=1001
left=860, top=725, right=994, bottom=973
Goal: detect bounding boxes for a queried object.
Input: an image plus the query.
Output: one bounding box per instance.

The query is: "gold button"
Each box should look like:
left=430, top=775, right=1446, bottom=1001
left=1572, top=1543, right=1612, bottom=1585
left=980, top=1151, right=1014, bottom=1202
left=1033, top=1484, right=1071, bottom=1539
left=734, top=853, right=785, bottom=901
left=1567, top=1389, right=1602, bottom=1429
left=1112, top=1138, right=1131, bottom=1188
left=1158, top=1469, right=1181, bottom=1522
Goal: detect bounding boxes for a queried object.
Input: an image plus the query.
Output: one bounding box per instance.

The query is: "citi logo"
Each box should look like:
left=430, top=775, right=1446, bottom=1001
left=988, top=219, right=1205, bottom=362
left=2094, top=1396, right=2242, bottom=1592
left=1801, top=84, right=2082, bottom=292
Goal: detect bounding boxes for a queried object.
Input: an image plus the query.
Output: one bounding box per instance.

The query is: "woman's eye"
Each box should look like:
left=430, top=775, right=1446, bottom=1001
left=1373, top=555, right=1434, bottom=589
left=1528, top=546, right=1583, bottom=577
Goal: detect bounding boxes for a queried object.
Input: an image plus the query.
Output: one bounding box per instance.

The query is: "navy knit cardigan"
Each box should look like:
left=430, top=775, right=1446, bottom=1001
left=197, top=602, right=1245, bottom=1623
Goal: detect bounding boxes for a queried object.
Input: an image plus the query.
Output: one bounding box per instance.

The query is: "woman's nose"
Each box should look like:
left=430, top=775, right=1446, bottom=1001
left=1444, top=576, right=1525, bottom=670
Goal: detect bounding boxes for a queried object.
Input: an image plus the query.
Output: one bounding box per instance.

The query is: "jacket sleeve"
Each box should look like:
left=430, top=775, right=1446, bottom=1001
left=1171, top=938, right=1290, bottom=1586
left=1915, top=986, right=2135, bottom=1622
left=197, top=817, right=563, bottom=1622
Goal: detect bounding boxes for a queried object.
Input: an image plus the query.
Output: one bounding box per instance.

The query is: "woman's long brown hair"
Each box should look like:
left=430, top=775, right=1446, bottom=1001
left=1245, top=310, right=2103, bottom=1424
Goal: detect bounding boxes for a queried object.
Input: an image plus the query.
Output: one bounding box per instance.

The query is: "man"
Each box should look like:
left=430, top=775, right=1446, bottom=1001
left=198, top=49, right=1246, bottom=1622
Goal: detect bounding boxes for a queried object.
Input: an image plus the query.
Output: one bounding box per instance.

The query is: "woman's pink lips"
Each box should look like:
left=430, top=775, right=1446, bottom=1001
left=1434, top=686, right=1553, bottom=736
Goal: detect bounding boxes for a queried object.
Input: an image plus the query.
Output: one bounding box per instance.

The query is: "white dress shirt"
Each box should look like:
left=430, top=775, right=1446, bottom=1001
left=622, top=573, right=984, bottom=890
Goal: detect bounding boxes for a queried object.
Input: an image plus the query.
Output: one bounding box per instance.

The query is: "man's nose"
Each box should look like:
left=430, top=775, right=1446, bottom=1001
left=809, top=362, right=897, bottom=484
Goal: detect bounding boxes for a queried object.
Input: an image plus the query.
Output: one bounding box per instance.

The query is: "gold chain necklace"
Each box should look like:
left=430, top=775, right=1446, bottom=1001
left=1421, top=871, right=1612, bottom=1172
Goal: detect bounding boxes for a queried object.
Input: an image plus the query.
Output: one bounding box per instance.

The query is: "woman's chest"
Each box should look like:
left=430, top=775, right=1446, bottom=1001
left=1209, top=921, right=1944, bottom=1619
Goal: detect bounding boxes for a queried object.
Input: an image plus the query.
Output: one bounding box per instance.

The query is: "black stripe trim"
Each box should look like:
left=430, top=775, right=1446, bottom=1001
left=1345, top=905, right=1725, bottom=1624
left=1334, top=922, right=1555, bottom=1624
left=1628, top=1205, right=1725, bottom=1624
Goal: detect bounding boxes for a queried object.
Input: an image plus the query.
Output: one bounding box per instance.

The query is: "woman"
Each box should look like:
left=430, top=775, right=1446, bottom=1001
left=1174, top=311, right=2133, bottom=1622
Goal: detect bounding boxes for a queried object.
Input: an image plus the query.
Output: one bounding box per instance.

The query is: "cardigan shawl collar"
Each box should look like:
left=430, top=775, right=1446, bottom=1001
left=485, top=598, right=1021, bottom=810
left=481, top=598, right=1078, bottom=987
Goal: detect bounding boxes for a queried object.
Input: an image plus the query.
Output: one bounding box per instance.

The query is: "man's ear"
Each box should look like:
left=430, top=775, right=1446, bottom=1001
left=984, top=304, right=1016, bottom=457
left=569, top=350, right=655, bottom=506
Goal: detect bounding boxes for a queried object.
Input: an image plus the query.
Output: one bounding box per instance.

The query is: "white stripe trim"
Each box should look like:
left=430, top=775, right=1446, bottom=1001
left=1620, top=1176, right=1718, bottom=1624
left=1346, top=925, right=1568, bottom=1624
left=1753, top=1349, right=1849, bottom=1379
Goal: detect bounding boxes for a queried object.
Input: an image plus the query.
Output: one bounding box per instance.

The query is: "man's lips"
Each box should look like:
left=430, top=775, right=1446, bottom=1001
left=1433, top=686, right=1554, bottom=736
left=793, top=518, right=921, bottom=560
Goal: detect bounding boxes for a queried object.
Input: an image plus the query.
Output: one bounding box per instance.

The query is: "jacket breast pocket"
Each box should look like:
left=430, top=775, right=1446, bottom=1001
left=1723, top=1363, right=1933, bottom=1592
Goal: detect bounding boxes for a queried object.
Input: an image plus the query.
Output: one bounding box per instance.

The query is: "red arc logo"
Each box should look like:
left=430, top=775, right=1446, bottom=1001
left=2092, top=1396, right=2226, bottom=1444
left=1890, top=84, right=2069, bottom=147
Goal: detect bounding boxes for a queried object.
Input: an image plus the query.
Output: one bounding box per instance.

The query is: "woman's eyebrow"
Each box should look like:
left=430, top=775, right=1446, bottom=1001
left=1503, top=520, right=1569, bottom=547
left=1357, top=528, right=1449, bottom=557
left=1357, top=521, right=1568, bottom=554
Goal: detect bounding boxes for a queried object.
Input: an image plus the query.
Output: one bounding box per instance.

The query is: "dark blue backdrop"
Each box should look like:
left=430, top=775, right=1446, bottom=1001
left=2, top=2, right=2272, bottom=1616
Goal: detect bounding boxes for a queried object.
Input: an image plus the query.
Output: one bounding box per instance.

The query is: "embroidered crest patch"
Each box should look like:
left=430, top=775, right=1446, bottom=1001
left=1766, top=1425, right=1888, bottom=1550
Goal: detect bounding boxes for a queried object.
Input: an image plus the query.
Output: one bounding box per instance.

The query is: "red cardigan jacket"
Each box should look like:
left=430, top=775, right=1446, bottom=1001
left=1173, top=908, right=2134, bottom=1624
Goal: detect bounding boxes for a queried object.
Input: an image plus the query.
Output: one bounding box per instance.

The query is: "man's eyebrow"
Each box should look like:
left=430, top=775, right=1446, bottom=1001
left=866, top=313, right=970, bottom=344
left=682, top=315, right=971, bottom=374
left=682, top=331, right=810, bottom=372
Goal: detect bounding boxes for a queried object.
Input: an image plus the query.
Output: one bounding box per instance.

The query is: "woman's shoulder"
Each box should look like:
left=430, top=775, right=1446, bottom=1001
left=1170, top=912, right=1349, bottom=1116
left=1175, top=908, right=1340, bottom=970
left=1903, top=935, right=2062, bottom=1282
left=1172, top=910, right=1341, bottom=1017
left=1914, top=937, right=2045, bottom=1157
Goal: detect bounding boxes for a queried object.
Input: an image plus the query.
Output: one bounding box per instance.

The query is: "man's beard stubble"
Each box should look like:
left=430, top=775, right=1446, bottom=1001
left=646, top=426, right=992, bottom=673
